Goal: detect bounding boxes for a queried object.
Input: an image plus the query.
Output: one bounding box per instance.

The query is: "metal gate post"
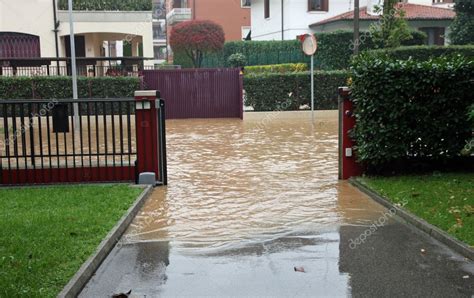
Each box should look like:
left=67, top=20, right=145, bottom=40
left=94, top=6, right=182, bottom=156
left=135, top=90, right=167, bottom=185
left=338, top=87, right=363, bottom=180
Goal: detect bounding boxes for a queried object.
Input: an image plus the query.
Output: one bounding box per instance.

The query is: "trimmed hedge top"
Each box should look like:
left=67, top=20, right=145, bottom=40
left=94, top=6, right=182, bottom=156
left=245, top=63, right=308, bottom=75
left=57, top=0, right=152, bottom=11
left=366, top=45, right=474, bottom=61
left=351, top=53, right=473, bottom=168
left=0, top=76, right=141, bottom=99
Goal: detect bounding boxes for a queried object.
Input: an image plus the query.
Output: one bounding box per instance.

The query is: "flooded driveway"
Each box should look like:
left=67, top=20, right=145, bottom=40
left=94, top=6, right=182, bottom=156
left=81, top=111, right=473, bottom=297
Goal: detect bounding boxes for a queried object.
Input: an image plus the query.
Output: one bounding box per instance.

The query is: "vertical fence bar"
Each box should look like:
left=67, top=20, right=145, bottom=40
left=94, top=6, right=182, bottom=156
left=3, top=104, right=12, bottom=184
left=127, top=101, right=133, bottom=179
left=19, top=104, right=28, bottom=184
left=37, top=103, right=44, bottom=183
left=71, top=102, right=77, bottom=182
left=103, top=101, right=108, bottom=180
left=157, top=98, right=167, bottom=185
left=79, top=102, right=84, bottom=169
left=95, top=101, right=100, bottom=173
left=12, top=103, right=19, bottom=183
left=119, top=102, right=124, bottom=180
left=28, top=103, right=35, bottom=176
left=111, top=101, right=116, bottom=180
left=46, top=107, right=53, bottom=182
left=63, top=107, right=68, bottom=182
left=87, top=102, right=92, bottom=180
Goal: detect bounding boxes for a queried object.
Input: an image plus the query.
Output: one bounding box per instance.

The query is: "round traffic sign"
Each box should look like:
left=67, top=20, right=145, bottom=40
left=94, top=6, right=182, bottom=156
left=302, top=34, right=317, bottom=56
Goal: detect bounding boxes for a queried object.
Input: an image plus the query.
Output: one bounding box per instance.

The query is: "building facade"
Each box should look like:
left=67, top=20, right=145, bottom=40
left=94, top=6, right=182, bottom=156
left=0, top=0, right=154, bottom=66
left=152, top=0, right=168, bottom=64
left=251, top=0, right=455, bottom=45
left=166, top=0, right=251, bottom=42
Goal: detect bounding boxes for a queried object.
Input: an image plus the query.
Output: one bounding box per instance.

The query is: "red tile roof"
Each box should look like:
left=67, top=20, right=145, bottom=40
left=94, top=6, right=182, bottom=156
left=309, top=4, right=455, bottom=27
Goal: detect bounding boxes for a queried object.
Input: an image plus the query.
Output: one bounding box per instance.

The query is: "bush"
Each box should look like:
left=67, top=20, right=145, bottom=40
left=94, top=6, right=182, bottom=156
left=0, top=76, right=141, bottom=99
left=245, top=63, right=308, bottom=75
left=169, top=20, right=225, bottom=68
left=469, top=104, right=474, bottom=125
left=196, top=39, right=306, bottom=68
left=350, top=53, right=473, bottom=168
left=449, top=0, right=474, bottom=45
left=58, top=0, right=152, bottom=10
left=187, top=30, right=426, bottom=70
left=314, top=30, right=426, bottom=69
left=227, top=53, right=247, bottom=67
left=244, top=70, right=348, bottom=111
left=366, top=45, right=474, bottom=61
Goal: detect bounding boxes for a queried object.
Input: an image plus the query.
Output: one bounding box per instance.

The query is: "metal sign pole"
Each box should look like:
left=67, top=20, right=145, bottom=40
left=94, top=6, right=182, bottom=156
left=68, top=0, right=79, bottom=131
left=311, top=54, right=315, bottom=124
left=299, top=33, right=317, bottom=125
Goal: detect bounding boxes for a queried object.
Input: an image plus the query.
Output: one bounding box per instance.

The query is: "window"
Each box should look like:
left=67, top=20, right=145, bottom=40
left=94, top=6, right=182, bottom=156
left=264, top=0, right=270, bottom=18
left=308, top=0, right=328, bottom=11
left=153, top=22, right=166, bottom=40
left=154, top=46, right=167, bottom=60
left=241, top=0, right=251, bottom=8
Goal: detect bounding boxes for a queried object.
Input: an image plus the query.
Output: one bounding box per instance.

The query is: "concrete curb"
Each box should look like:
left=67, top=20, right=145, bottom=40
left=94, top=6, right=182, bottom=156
left=349, top=178, right=474, bottom=260
left=58, top=185, right=154, bottom=298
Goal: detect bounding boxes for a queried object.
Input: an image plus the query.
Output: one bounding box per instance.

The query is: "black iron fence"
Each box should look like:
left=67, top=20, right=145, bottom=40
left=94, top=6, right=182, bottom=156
left=0, top=98, right=139, bottom=184
left=0, top=57, right=182, bottom=78
left=0, top=64, right=182, bottom=77
left=0, top=65, right=145, bottom=77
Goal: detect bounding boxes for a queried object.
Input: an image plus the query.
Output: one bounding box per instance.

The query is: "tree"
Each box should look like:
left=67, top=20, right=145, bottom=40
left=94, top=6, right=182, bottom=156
left=169, top=20, right=225, bottom=68
left=369, top=0, right=413, bottom=48
left=449, top=0, right=474, bottom=45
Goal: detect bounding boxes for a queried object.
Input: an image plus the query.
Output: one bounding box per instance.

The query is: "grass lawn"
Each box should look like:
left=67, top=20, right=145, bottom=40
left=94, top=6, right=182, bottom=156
left=358, top=173, right=474, bottom=246
left=0, top=184, right=143, bottom=297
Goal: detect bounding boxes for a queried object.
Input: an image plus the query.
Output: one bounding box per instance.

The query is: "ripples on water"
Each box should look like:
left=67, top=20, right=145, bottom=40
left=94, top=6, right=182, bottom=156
left=126, top=112, right=384, bottom=253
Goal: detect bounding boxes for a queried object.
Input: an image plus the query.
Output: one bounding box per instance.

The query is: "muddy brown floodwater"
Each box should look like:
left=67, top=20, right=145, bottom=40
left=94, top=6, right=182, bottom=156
left=125, top=111, right=385, bottom=250
left=81, top=111, right=474, bottom=297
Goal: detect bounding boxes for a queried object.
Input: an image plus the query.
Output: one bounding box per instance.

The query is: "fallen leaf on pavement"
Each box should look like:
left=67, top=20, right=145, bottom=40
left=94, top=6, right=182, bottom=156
left=294, top=266, right=306, bottom=273
left=112, top=290, right=132, bottom=298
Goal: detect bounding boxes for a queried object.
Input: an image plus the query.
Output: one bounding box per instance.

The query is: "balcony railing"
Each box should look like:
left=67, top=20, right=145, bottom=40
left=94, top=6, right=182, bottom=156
left=58, top=0, right=152, bottom=11
left=166, top=8, right=192, bottom=25
left=0, top=57, right=151, bottom=78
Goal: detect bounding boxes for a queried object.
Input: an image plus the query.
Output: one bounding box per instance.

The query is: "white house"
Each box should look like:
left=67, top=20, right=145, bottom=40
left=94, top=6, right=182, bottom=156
left=251, top=0, right=370, bottom=40
left=0, top=0, right=154, bottom=73
left=250, top=0, right=455, bottom=44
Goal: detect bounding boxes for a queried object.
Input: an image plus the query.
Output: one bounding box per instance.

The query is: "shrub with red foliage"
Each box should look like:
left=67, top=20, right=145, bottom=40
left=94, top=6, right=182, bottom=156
left=169, top=20, right=225, bottom=68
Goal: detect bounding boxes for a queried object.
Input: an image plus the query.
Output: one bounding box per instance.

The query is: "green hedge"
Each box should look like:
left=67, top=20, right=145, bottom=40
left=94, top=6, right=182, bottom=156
left=0, top=76, right=141, bottom=99
left=57, top=0, right=152, bottom=11
left=245, top=63, right=308, bottom=75
left=367, top=45, right=474, bottom=61
left=316, top=30, right=426, bottom=69
left=244, top=70, right=349, bottom=111
left=351, top=54, right=473, bottom=168
left=175, top=30, right=426, bottom=70
left=175, top=39, right=306, bottom=69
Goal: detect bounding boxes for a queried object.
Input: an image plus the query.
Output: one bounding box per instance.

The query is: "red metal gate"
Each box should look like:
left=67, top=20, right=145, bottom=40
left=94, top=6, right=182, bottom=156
left=143, top=68, right=243, bottom=119
left=339, top=87, right=363, bottom=180
left=0, top=91, right=167, bottom=186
